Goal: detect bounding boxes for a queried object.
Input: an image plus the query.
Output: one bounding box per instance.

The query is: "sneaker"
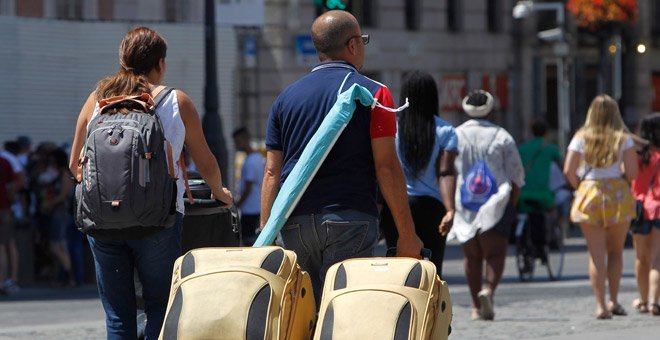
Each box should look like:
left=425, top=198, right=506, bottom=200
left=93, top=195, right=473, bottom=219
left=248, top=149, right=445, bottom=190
left=4, top=279, right=20, bottom=293
left=478, top=289, right=495, bottom=321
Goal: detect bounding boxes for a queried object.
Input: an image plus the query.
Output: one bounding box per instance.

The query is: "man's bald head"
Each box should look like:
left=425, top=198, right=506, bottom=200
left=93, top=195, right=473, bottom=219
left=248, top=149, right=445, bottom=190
left=311, top=10, right=360, bottom=60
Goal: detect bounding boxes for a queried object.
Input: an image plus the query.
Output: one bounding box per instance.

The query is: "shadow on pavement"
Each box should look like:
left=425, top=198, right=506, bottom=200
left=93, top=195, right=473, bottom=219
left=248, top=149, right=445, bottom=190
left=0, top=284, right=99, bottom=302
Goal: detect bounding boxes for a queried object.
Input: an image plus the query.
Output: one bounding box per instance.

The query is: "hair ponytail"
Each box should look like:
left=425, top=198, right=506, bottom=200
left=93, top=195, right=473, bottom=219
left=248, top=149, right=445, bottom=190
left=95, top=27, right=167, bottom=100
left=96, top=69, right=151, bottom=100
left=398, top=71, right=439, bottom=175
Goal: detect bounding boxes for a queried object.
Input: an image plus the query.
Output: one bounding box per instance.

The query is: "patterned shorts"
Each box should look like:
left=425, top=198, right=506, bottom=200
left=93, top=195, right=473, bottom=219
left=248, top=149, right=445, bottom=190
left=570, top=178, right=635, bottom=227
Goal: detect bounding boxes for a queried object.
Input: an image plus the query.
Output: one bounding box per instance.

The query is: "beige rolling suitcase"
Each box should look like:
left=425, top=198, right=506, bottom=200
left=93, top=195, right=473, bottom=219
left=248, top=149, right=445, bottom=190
left=159, top=246, right=316, bottom=340
left=314, top=257, right=452, bottom=340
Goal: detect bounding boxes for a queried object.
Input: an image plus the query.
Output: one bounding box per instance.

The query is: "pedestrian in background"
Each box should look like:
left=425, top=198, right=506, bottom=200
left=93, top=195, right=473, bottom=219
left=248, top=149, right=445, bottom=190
left=379, top=71, right=457, bottom=276
left=0, top=156, right=16, bottom=296
left=40, top=148, right=75, bottom=287
left=564, top=94, right=637, bottom=319
left=261, top=10, right=423, bottom=302
left=1, top=141, right=25, bottom=293
left=630, top=112, right=660, bottom=316
left=517, top=120, right=563, bottom=250
left=69, top=27, right=232, bottom=339
left=451, top=90, right=525, bottom=321
left=232, top=127, right=265, bottom=246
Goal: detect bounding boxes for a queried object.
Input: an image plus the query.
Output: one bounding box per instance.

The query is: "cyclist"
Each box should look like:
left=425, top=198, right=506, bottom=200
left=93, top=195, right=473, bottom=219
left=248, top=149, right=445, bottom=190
left=517, top=120, right=563, bottom=259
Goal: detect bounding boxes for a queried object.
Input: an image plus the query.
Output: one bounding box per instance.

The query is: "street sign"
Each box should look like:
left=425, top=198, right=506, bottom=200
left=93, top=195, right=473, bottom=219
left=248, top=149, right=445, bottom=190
left=294, top=34, right=317, bottom=66
left=243, top=34, right=257, bottom=68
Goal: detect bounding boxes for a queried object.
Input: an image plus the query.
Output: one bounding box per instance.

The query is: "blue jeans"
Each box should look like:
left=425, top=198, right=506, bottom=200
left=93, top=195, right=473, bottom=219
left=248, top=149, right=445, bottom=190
left=280, top=209, right=379, bottom=303
left=88, top=214, right=183, bottom=340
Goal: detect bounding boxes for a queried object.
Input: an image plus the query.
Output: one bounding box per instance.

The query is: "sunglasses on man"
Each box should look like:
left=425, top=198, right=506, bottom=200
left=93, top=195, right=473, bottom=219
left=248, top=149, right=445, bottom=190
left=345, top=34, right=370, bottom=46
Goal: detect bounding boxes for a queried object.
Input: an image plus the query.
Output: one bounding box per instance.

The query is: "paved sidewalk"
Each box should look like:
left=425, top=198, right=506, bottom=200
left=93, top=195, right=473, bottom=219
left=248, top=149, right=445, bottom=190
left=1, top=237, right=659, bottom=339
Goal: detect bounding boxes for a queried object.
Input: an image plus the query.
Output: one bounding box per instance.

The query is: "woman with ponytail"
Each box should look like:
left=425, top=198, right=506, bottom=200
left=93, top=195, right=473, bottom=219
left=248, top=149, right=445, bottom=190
left=68, top=27, right=232, bottom=338
left=379, top=71, right=458, bottom=276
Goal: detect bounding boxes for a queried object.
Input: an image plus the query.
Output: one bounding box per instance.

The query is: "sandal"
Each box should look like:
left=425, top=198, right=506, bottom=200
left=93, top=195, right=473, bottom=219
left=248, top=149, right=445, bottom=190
left=632, top=299, right=649, bottom=314
left=470, top=308, right=481, bottom=321
left=652, top=304, right=660, bottom=316
left=596, top=310, right=612, bottom=320
left=478, top=289, right=495, bottom=321
left=608, top=302, right=627, bottom=316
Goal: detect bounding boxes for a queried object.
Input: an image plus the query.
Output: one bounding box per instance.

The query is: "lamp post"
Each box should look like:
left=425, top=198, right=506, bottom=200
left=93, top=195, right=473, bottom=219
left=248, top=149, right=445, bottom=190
left=513, top=1, right=571, bottom=152
left=203, top=0, right=228, bottom=184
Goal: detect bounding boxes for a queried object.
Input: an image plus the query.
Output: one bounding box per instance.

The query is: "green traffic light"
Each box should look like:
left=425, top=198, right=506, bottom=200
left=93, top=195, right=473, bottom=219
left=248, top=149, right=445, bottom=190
left=314, top=0, right=347, bottom=10
left=326, top=0, right=346, bottom=10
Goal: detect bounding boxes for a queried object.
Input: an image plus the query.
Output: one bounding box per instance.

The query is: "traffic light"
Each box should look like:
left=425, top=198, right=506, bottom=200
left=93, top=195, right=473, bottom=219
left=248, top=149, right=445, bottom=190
left=314, top=0, right=347, bottom=10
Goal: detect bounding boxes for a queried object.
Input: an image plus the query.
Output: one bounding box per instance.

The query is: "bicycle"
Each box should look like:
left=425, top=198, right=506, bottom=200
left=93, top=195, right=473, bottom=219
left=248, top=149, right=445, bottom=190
left=514, top=209, right=565, bottom=281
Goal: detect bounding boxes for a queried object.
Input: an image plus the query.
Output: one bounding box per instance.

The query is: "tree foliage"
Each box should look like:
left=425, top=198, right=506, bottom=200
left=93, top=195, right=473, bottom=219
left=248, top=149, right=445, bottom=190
left=566, top=0, right=637, bottom=29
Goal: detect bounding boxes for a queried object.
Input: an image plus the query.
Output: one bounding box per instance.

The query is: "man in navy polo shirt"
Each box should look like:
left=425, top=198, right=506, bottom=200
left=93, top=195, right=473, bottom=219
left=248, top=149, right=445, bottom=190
left=261, top=10, right=423, bottom=298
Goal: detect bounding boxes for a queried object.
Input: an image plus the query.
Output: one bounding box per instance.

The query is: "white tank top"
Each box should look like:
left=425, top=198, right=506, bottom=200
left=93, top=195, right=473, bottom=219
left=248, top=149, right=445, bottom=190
left=88, top=90, right=187, bottom=214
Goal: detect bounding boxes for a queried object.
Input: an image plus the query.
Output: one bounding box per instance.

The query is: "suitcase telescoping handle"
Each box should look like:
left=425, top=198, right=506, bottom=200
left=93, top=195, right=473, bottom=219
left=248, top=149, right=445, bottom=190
left=189, top=199, right=240, bottom=234
left=386, top=247, right=432, bottom=261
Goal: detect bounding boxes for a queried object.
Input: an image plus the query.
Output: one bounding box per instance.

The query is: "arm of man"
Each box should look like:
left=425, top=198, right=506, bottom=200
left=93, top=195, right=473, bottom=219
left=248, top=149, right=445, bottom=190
left=438, top=151, right=457, bottom=235
left=510, top=183, right=521, bottom=207
left=69, top=92, right=96, bottom=179
left=372, top=137, right=423, bottom=258
left=177, top=90, right=232, bottom=205
left=503, top=134, right=525, bottom=206
left=260, top=150, right=283, bottom=229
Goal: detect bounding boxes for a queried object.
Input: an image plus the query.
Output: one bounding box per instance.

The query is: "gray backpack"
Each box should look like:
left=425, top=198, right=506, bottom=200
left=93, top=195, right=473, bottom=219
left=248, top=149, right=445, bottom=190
left=75, top=87, right=177, bottom=234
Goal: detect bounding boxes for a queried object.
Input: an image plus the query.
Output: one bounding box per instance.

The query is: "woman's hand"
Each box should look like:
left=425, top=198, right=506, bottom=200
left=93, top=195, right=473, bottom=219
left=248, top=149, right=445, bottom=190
left=438, top=210, right=454, bottom=236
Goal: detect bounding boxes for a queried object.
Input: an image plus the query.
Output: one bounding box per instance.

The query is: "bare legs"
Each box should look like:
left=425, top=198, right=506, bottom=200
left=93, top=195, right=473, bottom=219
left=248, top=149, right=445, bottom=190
left=580, top=222, right=629, bottom=318
left=0, top=244, right=6, bottom=294
left=50, top=241, right=74, bottom=286
left=633, top=233, right=651, bottom=312
left=462, top=229, right=508, bottom=319
left=650, top=227, right=660, bottom=312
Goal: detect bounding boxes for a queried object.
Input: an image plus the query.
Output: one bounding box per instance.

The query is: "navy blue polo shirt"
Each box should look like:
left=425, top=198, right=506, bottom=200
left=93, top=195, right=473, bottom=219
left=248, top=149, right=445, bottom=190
left=265, top=61, right=396, bottom=217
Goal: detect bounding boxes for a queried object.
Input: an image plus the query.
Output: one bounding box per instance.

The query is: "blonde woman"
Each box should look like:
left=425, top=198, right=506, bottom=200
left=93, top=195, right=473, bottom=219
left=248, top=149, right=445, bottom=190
left=564, top=94, right=638, bottom=319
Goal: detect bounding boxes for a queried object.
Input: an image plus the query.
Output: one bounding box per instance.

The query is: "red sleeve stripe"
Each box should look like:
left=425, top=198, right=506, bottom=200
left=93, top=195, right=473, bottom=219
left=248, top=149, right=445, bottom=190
left=370, top=86, right=397, bottom=139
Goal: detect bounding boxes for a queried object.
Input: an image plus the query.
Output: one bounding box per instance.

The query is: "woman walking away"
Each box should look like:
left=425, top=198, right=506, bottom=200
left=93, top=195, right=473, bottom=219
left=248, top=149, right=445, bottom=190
left=563, top=94, right=637, bottom=320
left=69, top=27, right=232, bottom=339
left=379, top=71, right=458, bottom=276
left=630, top=113, right=660, bottom=315
left=450, top=90, right=525, bottom=321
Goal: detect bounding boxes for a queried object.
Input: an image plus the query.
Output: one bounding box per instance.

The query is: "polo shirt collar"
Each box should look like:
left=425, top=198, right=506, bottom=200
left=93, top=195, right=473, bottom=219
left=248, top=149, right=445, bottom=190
left=311, top=61, right=358, bottom=73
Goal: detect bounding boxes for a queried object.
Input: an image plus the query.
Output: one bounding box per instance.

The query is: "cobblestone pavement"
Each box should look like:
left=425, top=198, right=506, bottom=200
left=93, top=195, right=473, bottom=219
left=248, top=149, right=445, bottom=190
left=1, top=237, right=659, bottom=339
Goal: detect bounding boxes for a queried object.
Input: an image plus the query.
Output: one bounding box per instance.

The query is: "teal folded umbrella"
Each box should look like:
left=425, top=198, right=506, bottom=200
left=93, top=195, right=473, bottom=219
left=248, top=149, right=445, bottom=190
left=254, top=81, right=380, bottom=247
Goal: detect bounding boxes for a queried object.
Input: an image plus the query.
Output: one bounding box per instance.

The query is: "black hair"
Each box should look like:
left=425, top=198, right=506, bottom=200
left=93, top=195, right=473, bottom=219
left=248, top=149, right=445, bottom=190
left=465, top=91, right=489, bottom=106
left=232, top=126, right=249, bottom=139
left=638, top=112, right=660, bottom=166
left=531, top=119, right=548, bottom=137
left=50, top=148, right=69, bottom=169
left=3, top=141, right=19, bottom=155
left=398, top=71, right=439, bottom=175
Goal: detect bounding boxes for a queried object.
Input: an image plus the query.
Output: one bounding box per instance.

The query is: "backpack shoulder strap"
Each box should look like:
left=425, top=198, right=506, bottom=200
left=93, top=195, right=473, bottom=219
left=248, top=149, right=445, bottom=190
left=152, top=86, right=175, bottom=109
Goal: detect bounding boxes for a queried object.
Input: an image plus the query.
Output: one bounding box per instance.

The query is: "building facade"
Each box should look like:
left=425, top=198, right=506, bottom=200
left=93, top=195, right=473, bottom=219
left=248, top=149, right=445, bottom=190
left=1, top=0, right=659, bottom=155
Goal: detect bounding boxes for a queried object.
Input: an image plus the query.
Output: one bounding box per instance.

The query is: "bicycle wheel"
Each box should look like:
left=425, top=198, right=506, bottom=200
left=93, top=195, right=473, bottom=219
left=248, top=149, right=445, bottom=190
left=514, top=214, right=535, bottom=282
left=545, top=222, right=565, bottom=281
